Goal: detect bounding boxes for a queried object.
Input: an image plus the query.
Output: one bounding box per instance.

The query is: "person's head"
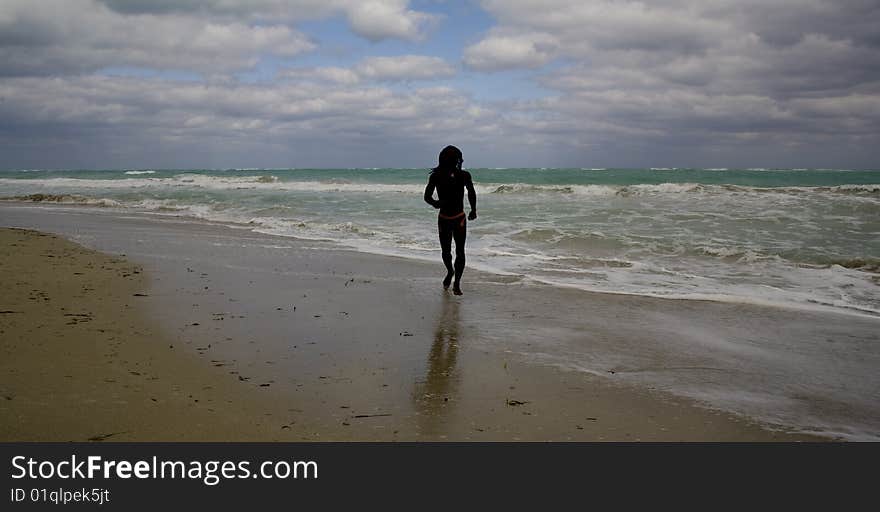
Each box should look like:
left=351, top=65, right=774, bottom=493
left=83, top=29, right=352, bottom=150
left=437, top=145, right=463, bottom=171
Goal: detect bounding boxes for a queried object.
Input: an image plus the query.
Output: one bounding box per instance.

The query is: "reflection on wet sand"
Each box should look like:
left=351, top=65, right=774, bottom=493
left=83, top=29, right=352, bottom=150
left=413, top=294, right=461, bottom=436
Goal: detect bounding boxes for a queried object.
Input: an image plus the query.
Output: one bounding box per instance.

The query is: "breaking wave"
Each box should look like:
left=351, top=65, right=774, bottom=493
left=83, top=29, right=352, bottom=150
left=2, top=193, right=121, bottom=207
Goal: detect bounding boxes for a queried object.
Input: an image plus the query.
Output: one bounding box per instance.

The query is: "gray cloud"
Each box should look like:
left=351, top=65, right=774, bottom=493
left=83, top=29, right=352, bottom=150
left=713, top=0, right=880, bottom=49
left=458, top=0, right=880, bottom=166
left=0, top=74, right=521, bottom=168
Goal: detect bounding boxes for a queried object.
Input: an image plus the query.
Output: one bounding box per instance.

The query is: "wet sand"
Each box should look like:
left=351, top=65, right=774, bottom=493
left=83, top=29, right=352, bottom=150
left=0, top=217, right=826, bottom=441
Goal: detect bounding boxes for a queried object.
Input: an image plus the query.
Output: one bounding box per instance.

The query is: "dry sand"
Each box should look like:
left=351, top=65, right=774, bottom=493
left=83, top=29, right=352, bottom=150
left=0, top=226, right=822, bottom=441
left=0, top=227, right=289, bottom=441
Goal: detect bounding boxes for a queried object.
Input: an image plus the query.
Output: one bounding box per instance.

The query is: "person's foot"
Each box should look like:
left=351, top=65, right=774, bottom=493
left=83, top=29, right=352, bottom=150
left=452, top=283, right=463, bottom=295
left=443, top=272, right=454, bottom=289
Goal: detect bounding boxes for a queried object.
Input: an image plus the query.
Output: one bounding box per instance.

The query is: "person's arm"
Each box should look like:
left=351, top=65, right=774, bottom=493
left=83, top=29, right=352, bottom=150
left=424, top=175, right=440, bottom=209
left=465, top=171, right=477, bottom=220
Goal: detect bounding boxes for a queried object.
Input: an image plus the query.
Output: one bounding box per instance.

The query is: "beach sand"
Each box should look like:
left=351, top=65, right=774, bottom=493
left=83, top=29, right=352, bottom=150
left=0, top=227, right=291, bottom=441
left=0, top=210, right=829, bottom=441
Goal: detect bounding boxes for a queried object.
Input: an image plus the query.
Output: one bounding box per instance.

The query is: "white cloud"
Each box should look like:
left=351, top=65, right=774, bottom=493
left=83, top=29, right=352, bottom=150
left=345, top=0, right=438, bottom=42
left=0, top=0, right=438, bottom=77
left=461, top=1, right=727, bottom=71
left=280, top=66, right=362, bottom=85
left=463, top=30, right=558, bottom=71
left=97, top=0, right=439, bottom=41
left=280, top=55, right=455, bottom=84
left=467, top=0, right=727, bottom=63
left=356, top=55, right=455, bottom=81
left=0, top=0, right=316, bottom=75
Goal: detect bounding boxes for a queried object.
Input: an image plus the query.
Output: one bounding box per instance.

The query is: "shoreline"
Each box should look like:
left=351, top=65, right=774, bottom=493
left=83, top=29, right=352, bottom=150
left=4, top=198, right=877, bottom=322
left=0, top=219, right=837, bottom=441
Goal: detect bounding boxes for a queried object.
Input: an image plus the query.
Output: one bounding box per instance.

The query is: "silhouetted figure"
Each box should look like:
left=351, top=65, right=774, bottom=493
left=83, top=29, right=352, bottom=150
left=424, top=145, right=477, bottom=295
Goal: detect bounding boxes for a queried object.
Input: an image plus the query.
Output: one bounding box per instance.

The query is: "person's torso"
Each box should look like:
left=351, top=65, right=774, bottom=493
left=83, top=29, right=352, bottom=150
left=433, top=170, right=468, bottom=216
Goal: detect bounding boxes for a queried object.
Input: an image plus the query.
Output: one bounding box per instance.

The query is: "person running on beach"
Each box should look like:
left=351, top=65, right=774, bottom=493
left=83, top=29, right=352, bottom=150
left=424, top=145, right=477, bottom=295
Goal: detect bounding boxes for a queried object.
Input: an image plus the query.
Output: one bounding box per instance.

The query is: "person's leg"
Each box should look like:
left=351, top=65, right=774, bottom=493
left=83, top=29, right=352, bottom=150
left=438, top=218, right=454, bottom=288
left=452, top=220, right=467, bottom=295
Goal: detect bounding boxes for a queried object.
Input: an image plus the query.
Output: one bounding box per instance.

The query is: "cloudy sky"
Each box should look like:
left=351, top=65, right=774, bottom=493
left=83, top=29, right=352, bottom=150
left=1, top=0, right=878, bottom=169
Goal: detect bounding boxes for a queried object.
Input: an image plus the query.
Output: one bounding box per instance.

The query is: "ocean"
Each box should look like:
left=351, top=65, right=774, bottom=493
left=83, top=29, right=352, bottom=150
left=2, top=166, right=879, bottom=440
left=2, top=167, right=877, bottom=318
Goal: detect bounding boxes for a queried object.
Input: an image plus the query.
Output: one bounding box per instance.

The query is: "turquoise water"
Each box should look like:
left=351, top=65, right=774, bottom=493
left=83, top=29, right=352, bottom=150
left=2, top=167, right=878, bottom=316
